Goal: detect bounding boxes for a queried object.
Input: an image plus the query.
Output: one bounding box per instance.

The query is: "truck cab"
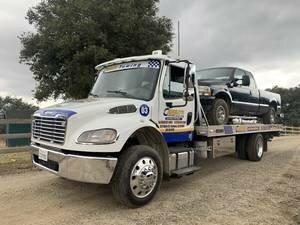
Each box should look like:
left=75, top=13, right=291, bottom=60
left=31, top=51, right=281, bottom=207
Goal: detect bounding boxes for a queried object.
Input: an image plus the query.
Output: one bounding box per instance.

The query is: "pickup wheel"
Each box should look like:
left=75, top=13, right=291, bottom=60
left=111, top=145, right=162, bottom=208
left=207, top=98, right=229, bottom=125
left=263, top=107, right=276, bottom=124
left=246, top=133, right=264, bottom=161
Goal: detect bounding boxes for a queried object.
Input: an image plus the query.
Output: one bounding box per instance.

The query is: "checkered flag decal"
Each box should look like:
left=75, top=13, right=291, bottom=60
left=148, top=60, right=160, bottom=69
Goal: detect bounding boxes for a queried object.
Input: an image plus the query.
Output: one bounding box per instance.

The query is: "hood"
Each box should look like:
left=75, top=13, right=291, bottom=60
left=34, top=97, right=146, bottom=119
left=198, top=79, right=229, bottom=86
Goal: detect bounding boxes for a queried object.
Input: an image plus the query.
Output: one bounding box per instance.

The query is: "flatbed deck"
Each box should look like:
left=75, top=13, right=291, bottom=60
left=195, top=124, right=282, bottom=138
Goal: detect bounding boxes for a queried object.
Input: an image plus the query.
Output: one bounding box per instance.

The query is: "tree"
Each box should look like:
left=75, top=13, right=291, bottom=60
left=19, top=0, right=173, bottom=101
left=266, top=85, right=300, bottom=126
left=0, top=96, right=37, bottom=134
left=0, top=96, right=38, bottom=112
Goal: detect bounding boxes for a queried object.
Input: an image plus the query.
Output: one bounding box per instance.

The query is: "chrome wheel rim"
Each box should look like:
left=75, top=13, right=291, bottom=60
left=216, top=106, right=226, bottom=123
left=270, top=111, right=275, bottom=124
left=257, top=138, right=263, bottom=158
left=130, top=157, right=158, bottom=198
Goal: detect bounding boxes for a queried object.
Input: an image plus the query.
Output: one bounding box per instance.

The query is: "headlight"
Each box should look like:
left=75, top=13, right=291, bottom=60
left=198, top=86, right=212, bottom=96
left=77, top=129, right=118, bottom=144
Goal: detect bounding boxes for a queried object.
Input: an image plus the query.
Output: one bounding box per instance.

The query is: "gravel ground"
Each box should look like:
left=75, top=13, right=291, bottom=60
left=0, top=151, right=35, bottom=176
left=0, top=136, right=299, bottom=225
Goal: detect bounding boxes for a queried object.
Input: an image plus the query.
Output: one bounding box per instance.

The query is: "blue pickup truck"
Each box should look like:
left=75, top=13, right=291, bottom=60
left=197, top=67, right=281, bottom=125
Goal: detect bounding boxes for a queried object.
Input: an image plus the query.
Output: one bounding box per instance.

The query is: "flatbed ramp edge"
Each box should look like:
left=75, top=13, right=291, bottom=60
left=195, top=124, right=282, bottom=137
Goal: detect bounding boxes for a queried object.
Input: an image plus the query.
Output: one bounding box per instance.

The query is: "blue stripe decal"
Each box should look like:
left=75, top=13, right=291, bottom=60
left=162, top=132, right=193, bottom=143
left=224, top=125, right=233, bottom=134
left=34, top=109, right=77, bottom=118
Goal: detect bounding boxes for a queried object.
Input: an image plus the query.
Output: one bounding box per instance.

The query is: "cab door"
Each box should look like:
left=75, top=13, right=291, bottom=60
left=230, top=69, right=256, bottom=114
left=247, top=72, right=260, bottom=115
left=157, top=63, right=195, bottom=144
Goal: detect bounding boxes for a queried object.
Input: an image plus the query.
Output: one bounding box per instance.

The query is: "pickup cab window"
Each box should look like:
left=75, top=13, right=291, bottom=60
left=234, top=69, right=248, bottom=86
left=197, top=68, right=233, bottom=81
left=248, top=73, right=257, bottom=89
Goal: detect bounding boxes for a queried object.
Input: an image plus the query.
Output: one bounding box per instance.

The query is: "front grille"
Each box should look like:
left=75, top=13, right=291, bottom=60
left=32, top=116, right=67, bottom=144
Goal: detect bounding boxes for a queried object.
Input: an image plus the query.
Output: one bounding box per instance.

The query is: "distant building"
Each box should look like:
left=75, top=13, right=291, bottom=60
left=2, top=109, right=34, bottom=119
left=0, top=110, right=6, bottom=147
left=0, top=109, right=34, bottom=147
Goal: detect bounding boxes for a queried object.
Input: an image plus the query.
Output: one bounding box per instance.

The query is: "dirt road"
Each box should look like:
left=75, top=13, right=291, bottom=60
left=0, top=136, right=299, bottom=225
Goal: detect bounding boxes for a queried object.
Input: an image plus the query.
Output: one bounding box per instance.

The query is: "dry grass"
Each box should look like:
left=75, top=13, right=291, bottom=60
left=0, top=150, right=34, bottom=175
left=0, top=138, right=6, bottom=148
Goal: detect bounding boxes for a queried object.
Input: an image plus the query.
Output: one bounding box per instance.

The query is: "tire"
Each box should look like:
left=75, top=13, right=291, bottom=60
left=262, top=107, right=276, bottom=124
left=246, top=134, right=264, bottom=161
left=111, top=145, right=162, bottom=207
left=207, top=98, right=229, bottom=125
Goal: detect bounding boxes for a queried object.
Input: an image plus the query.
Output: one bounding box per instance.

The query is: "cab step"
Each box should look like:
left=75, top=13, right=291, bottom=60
left=171, top=166, right=201, bottom=176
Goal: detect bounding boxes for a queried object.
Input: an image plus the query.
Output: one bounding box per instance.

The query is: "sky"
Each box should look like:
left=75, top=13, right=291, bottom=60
left=0, top=0, right=300, bottom=108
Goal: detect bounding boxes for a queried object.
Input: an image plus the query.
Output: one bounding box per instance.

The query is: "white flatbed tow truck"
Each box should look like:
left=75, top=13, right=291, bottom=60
left=31, top=51, right=281, bottom=207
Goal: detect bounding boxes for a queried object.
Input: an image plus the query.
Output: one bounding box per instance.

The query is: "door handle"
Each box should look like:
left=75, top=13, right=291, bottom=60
left=187, top=112, right=193, bottom=125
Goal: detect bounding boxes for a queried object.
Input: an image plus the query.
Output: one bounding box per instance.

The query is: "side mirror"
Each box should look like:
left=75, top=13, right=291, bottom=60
left=94, top=72, right=99, bottom=81
left=229, top=79, right=239, bottom=87
left=226, top=81, right=233, bottom=88
left=242, top=75, right=250, bottom=86
left=183, top=95, right=194, bottom=102
left=189, top=65, right=196, bottom=76
left=183, top=90, right=194, bottom=102
left=188, top=65, right=196, bottom=88
left=184, top=80, right=194, bottom=89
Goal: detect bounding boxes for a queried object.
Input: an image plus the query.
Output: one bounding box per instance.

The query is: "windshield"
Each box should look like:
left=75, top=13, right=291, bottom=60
left=197, top=68, right=234, bottom=81
left=90, top=60, right=161, bottom=101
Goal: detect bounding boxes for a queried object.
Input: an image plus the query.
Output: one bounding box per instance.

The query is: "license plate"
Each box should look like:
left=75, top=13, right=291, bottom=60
left=38, top=148, right=48, bottom=161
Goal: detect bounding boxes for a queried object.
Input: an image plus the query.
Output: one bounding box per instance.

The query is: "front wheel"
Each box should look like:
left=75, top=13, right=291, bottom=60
left=262, top=107, right=276, bottom=124
left=111, top=145, right=162, bottom=207
left=207, top=98, right=229, bottom=125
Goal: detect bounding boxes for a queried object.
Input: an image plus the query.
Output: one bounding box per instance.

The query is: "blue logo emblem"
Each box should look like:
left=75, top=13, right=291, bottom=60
left=140, top=104, right=150, bottom=117
left=35, top=109, right=77, bottom=118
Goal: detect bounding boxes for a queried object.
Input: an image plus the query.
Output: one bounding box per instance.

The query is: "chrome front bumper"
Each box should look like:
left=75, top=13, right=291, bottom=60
left=31, top=144, right=118, bottom=184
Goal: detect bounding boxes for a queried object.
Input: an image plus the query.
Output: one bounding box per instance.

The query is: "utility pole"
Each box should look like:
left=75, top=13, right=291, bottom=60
left=178, top=20, right=180, bottom=58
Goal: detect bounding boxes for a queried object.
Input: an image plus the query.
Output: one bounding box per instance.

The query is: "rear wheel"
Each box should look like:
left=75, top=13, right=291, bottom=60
left=263, top=107, right=276, bottom=124
left=246, top=133, right=264, bottom=161
left=236, top=135, right=248, bottom=160
left=111, top=145, right=162, bottom=207
left=207, top=98, right=229, bottom=125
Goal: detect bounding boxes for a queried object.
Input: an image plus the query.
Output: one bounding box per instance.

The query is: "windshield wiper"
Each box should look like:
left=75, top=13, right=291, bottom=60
left=107, top=90, right=135, bottom=98
left=107, top=90, right=128, bottom=95
left=89, top=93, right=100, bottom=98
